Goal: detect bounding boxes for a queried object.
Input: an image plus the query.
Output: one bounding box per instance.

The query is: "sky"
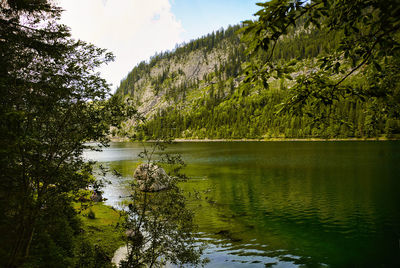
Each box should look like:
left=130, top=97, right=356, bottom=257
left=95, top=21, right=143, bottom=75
left=58, top=0, right=260, bottom=91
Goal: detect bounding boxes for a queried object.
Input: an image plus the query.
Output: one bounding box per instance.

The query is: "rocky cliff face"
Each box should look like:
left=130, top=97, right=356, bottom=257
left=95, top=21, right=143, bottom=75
left=116, top=25, right=244, bottom=119
left=133, top=45, right=231, bottom=116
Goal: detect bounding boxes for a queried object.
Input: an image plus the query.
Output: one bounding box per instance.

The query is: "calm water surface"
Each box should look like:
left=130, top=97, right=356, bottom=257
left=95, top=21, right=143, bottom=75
left=84, top=141, right=400, bottom=267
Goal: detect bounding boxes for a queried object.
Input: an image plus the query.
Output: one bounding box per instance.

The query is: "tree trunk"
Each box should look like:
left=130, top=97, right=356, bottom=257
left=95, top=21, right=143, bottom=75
left=7, top=213, right=36, bottom=267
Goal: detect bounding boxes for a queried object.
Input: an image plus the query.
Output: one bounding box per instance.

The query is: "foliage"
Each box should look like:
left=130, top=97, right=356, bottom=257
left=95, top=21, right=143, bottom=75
left=120, top=141, right=206, bottom=267
left=240, top=0, right=400, bottom=116
left=0, top=0, right=132, bottom=266
left=74, top=203, right=126, bottom=268
left=13, top=201, right=123, bottom=268
left=21, top=196, right=80, bottom=267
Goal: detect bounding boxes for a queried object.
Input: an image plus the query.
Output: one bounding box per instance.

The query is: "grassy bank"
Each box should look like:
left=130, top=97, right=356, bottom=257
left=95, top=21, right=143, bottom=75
left=74, top=203, right=126, bottom=265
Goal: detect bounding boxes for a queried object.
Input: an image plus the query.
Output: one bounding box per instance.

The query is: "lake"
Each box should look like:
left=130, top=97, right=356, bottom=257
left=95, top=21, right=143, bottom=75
left=84, top=141, right=400, bottom=267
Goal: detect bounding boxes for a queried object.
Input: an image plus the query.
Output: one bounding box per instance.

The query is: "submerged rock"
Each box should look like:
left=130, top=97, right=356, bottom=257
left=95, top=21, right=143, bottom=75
left=133, top=163, right=170, bottom=192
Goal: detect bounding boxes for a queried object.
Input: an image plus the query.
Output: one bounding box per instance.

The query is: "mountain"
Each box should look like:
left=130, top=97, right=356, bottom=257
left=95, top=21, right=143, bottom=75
left=115, top=26, right=244, bottom=117
left=114, top=24, right=400, bottom=140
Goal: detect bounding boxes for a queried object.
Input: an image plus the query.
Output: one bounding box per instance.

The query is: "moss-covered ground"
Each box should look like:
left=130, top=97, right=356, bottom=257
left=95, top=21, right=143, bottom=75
left=74, top=203, right=126, bottom=263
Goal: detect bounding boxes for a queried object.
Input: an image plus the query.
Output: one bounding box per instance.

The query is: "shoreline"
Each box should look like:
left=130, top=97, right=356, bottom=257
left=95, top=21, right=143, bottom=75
left=172, top=137, right=397, bottom=142
left=110, top=136, right=399, bottom=143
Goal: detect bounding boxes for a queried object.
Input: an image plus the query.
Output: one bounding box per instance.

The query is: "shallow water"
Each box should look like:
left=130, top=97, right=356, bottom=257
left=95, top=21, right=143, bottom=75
left=84, top=141, right=400, bottom=267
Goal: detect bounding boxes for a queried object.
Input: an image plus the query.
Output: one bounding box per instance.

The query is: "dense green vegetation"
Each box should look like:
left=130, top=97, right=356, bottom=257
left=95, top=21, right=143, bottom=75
left=143, top=84, right=399, bottom=140
left=74, top=203, right=125, bottom=267
left=0, top=1, right=129, bottom=267
left=0, top=1, right=204, bottom=266
left=22, top=202, right=125, bottom=268
left=115, top=4, right=400, bottom=140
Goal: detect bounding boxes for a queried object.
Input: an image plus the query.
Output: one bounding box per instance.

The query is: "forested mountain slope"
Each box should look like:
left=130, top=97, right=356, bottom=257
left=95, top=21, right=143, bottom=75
left=115, top=24, right=400, bottom=140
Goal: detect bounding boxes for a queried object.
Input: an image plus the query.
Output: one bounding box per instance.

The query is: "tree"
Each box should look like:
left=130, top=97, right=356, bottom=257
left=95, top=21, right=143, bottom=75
left=240, top=0, right=400, bottom=118
left=120, top=141, right=206, bottom=267
left=0, top=1, right=130, bottom=266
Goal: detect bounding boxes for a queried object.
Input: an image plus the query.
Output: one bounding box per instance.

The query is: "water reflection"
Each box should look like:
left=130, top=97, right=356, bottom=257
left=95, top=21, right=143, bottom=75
left=84, top=141, right=400, bottom=267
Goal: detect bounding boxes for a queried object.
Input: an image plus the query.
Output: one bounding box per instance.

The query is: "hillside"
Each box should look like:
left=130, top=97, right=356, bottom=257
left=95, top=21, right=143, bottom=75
left=114, top=24, right=400, bottom=140
left=115, top=26, right=245, bottom=117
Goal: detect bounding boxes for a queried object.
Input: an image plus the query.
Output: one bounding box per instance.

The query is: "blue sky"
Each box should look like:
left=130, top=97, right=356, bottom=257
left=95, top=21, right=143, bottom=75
left=171, top=0, right=259, bottom=41
left=60, top=0, right=261, bottom=91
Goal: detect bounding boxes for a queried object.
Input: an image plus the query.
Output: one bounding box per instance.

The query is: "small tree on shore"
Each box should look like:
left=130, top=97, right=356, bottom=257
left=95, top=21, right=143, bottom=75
left=120, top=141, right=207, bottom=268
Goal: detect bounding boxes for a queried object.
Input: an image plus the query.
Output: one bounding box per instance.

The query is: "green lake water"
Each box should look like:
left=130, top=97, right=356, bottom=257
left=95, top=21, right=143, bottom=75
left=84, top=141, right=400, bottom=267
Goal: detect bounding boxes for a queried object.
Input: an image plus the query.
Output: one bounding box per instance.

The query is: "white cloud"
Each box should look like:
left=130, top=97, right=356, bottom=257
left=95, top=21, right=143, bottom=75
left=58, top=0, right=183, bottom=91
